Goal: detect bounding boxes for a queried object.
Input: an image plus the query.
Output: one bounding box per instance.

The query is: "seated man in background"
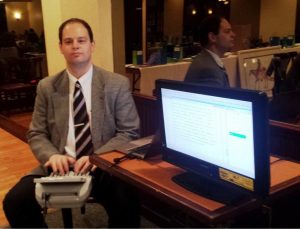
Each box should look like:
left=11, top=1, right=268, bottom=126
left=3, top=18, right=141, bottom=228
left=184, top=15, right=235, bottom=87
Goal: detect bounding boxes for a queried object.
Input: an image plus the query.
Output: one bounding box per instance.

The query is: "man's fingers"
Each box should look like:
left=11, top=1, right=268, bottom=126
left=81, top=163, right=92, bottom=173
left=67, top=156, right=76, bottom=165
left=91, top=165, right=97, bottom=172
left=44, top=154, right=77, bottom=175
left=57, top=162, right=65, bottom=175
left=75, top=160, right=88, bottom=174
left=74, top=156, right=93, bottom=174
left=44, top=161, right=50, bottom=167
left=62, top=159, right=70, bottom=173
left=51, top=162, right=57, bottom=173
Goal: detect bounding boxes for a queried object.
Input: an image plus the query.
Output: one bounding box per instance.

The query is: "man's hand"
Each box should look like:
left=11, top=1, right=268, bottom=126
left=44, top=154, right=76, bottom=175
left=74, top=156, right=92, bottom=174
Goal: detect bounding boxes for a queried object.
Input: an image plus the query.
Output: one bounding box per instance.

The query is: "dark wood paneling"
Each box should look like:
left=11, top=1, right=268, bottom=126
left=268, top=90, right=300, bottom=160
left=269, top=120, right=300, bottom=161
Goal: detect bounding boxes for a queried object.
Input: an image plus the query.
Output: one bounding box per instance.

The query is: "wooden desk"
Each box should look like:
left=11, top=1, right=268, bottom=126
left=90, top=152, right=300, bottom=227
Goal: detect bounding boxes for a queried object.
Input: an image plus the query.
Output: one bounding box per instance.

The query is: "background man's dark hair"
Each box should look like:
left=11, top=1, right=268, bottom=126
left=59, top=18, right=94, bottom=43
left=198, top=15, right=225, bottom=47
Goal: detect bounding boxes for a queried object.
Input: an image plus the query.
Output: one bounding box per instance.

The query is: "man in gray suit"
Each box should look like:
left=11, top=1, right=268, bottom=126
left=3, top=18, right=140, bottom=228
left=184, top=15, right=235, bottom=87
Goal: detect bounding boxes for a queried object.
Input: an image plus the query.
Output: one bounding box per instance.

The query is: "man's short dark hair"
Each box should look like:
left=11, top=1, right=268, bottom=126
left=198, top=15, right=225, bottom=47
left=59, top=18, right=94, bottom=43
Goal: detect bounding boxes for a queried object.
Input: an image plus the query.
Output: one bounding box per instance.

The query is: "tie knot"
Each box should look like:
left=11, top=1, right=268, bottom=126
left=75, top=81, right=81, bottom=89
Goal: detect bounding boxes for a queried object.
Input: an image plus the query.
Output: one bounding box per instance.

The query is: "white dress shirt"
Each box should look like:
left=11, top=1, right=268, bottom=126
left=65, top=66, right=93, bottom=158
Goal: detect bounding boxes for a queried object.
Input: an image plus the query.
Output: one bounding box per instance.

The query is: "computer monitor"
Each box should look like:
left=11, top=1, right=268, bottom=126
left=156, top=79, right=270, bottom=205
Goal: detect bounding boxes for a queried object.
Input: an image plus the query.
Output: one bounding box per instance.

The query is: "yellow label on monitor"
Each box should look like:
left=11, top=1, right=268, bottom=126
left=219, top=168, right=254, bottom=191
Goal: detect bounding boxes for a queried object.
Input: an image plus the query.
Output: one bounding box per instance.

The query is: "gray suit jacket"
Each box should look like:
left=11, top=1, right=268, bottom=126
left=184, top=49, right=229, bottom=87
left=27, top=65, right=140, bottom=175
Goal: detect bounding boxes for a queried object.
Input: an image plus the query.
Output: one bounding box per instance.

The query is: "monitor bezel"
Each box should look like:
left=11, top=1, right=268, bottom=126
left=156, top=79, right=270, bottom=198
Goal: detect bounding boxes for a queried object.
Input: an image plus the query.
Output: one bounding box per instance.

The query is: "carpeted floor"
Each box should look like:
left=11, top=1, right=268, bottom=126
left=45, top=203, right=158, bottom=228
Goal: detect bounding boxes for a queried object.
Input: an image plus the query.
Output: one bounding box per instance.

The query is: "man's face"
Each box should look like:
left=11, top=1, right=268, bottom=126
left=59, top=22, right=94, bottom=68
left=213, top=18, right=235, bottom=53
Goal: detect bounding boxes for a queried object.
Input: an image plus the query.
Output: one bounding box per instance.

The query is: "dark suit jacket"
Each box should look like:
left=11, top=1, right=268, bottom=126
left=184, top=49, right=229, bottom=87
left=27, top=65, right=140, bottom=175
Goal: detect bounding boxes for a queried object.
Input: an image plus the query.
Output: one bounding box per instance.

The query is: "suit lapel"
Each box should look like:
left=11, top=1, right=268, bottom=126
left=52, top=72, right=69, bottom=147
left=91, top=67, right=105, bottom=148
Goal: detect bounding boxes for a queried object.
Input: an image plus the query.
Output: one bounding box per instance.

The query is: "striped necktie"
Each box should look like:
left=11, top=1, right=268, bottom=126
left=73, top=81, right=93, bottom=159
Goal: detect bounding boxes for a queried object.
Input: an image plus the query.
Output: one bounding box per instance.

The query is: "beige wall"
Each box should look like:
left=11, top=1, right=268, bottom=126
left=230, top=0, right=261, bottom=51
left=111, top=0, right=126, bottom=75
left=5, top=1, right=43, bottom=36
left=5, top=3, right=30, bottom=34
left=164, top=0, right=184, bottom=40
left=259, top=0, right=297, bottom=41
left=230, top=0, right=260, bottom=38
left=28, top=0, right=44, bottom=35
left=41, top=0, right=124, bottom=76
left=40, top=0, right=62, bottom=76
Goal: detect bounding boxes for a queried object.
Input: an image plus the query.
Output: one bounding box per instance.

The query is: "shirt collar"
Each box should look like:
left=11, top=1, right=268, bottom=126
left=67, top=65, right=93, bottom=85
left=205, top=48, right=224, bottom=69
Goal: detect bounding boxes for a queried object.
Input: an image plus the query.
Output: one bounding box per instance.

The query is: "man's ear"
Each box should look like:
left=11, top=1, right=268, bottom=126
left=208, top=32, right=217, bottom=43
left=91, top=41, right=95, bottom=52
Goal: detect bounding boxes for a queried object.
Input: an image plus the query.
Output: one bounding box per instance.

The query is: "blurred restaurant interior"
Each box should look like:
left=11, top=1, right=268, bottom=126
left=1, top=0, right=300, bottom=69
left=0, top=0, right=299, bottom=122
left=0, top=0, right=300, bottom=123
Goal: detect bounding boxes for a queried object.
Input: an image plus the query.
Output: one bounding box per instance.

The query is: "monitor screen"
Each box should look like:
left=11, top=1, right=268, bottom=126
left=156, top=79, right=270, bottom=204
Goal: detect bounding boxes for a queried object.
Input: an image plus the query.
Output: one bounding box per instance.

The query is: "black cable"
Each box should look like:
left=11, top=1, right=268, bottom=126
left=112, top=152, right=137, bottom=165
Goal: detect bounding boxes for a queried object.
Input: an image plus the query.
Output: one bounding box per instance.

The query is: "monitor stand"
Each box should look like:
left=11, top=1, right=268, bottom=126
left=172, top=172, right=254, bottom=205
